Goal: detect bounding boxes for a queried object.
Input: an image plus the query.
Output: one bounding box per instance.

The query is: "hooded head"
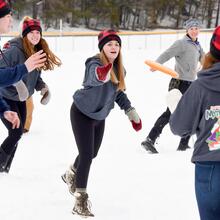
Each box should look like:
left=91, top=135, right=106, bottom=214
left=98, top=29, right=121, bottom=51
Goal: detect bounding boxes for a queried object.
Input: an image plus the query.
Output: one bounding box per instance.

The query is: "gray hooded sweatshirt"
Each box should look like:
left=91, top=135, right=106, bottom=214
left=73, top=56, right=132, bottom=120
left=156, top=35, right=204, bottom=82
left=0, top=37, right=46, bottom=101
left=170, top=62, right=220, bottom=162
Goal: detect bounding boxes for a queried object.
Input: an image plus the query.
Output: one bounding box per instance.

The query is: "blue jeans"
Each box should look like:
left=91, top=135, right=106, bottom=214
left=195, top=162, right=220, bottom=220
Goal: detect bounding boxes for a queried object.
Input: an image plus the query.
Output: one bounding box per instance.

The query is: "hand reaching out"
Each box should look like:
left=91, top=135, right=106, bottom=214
left=24, top=50, right=47, bottom=72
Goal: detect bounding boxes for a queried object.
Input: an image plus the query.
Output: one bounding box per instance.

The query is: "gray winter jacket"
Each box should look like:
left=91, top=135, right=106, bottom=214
left=156, top=35, right=204, bottom=82
left=0, top=37, right=46, bottom=101
left=170, top=62, right=220, bottom=162
left=73, top=56, right=132, bottom=120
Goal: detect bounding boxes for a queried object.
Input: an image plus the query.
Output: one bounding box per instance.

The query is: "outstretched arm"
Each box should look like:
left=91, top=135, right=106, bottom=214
left=0, top=64, right=28, bottom=87
left=156, top=40, right=183, bottom=64
left=115, top=90, right=142, bottom=132
left=0, top=50, right=46, bottom=88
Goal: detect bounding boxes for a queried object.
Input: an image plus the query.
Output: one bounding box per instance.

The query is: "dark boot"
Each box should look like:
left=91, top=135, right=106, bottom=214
left=177, top=143, right=190, bottom=151
left=177, top=136, right=191, bottom=151
left=0, top=148, right=10, bottom=172
left=141, top=137, right=158, bottom=153
left=4, top=144, right=18, bottom=173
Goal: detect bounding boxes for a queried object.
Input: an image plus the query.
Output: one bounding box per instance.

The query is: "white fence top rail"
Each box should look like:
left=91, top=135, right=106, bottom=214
left=0, top=29, right=213, bottom=53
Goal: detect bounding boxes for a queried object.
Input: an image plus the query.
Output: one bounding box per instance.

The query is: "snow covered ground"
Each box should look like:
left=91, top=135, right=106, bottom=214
left=0, top=33, right=211, bottom=220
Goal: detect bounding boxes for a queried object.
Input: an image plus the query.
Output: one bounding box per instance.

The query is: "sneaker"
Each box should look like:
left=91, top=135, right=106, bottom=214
left=177, top=143, right=190, bottom=151
left=141, top=137, right=158, bottom=154
left=61, top=166, right=76, bottom=195
left=72, top=192, right=94, bottom=217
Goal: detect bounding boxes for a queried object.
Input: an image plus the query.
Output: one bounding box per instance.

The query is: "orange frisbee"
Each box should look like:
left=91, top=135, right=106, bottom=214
left=145, top=59, right=179, bottom=78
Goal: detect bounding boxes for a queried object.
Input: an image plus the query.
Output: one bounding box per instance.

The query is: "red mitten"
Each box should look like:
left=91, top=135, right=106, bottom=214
left=3, top=42, right=10, bottom=50
left=131, top=119, right=142, bottom=132
left=96, top=63, right=112, bottom=81
left=126, top=107, right=142, bottom=132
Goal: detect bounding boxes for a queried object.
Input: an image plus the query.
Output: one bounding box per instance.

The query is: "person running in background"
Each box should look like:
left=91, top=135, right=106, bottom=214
left=0, top=16, right=61, bottom=173
left=169, top=25, right=220, bottom=220
left=0, top=0, right=46, bottom=128
left=62, top=29, right=142, bottom=217
left=141, top=18, right=205, bottom=153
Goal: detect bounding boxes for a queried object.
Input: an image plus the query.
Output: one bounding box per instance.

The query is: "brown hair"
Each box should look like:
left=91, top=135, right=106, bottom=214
left=99, top=50, right=125, bottom=91
left=20, top=16, right=61, bottom=71
left=22, top=37, right=62, bottom=71
left=202, top=52, right=219, bottom=70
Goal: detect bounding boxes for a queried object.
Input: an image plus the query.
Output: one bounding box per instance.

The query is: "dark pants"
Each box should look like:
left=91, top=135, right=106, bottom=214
left=1, top=98, right=26, bottom=155
left=148, top=78, right=192, bottom=145
left=70, top=103, right=105, bottom=189
left=195, top=162, right=220, bottom=220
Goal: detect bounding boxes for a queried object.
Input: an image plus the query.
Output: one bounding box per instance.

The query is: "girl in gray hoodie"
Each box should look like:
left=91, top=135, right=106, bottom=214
left=170, top=26, right=220, bottom=220
left=62, top=29, right=142, bottom=217
left=0, top=1, right=46, bottom=128
left=0, top=16, right=61, bottom=173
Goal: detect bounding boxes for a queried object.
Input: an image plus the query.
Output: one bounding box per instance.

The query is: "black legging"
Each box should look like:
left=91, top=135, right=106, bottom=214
left=1, top=98, right=26, bottom=155
left=70, top=103, right=105, bottom=189
left=148, top=78, right=192, bottom=145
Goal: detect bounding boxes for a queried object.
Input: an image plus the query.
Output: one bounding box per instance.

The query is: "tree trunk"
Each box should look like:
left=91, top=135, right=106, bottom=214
left=32, top=1, right=38, bottom=19
left=215, top=0, right=220, bottom=27
left=207, top=0, right=214, bottom=28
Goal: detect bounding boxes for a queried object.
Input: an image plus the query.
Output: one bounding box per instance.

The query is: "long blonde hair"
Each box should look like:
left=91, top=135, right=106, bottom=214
left=202, top=52, right=219, bottom=70
left=21, top=16, right=62, bottom=71
left=99, top=50, right=126, bottom=91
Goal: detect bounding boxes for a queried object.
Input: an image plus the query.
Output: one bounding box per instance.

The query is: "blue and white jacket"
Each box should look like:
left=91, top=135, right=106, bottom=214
left=0, top=46, right=28, bottom=117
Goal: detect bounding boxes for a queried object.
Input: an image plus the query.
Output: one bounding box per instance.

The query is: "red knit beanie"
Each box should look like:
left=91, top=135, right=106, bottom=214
left=210, top=26, right=220, bottom=60
left=22, top=18, right=42, bottom=38
left=0, top=0, right=11, bottom=18
left=98, top=29, right=121, bottom=51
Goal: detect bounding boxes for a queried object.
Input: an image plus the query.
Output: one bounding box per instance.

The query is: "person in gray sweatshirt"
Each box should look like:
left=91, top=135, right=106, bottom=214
left=0, top=16, right=61, bottom=173
left=0, top=0, right=46, bottom=128
left=61, top=29, right=142, bottom=217
left=169, top=26, right=220, bottom=220
left=141, top=18, right=205, bottom=153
